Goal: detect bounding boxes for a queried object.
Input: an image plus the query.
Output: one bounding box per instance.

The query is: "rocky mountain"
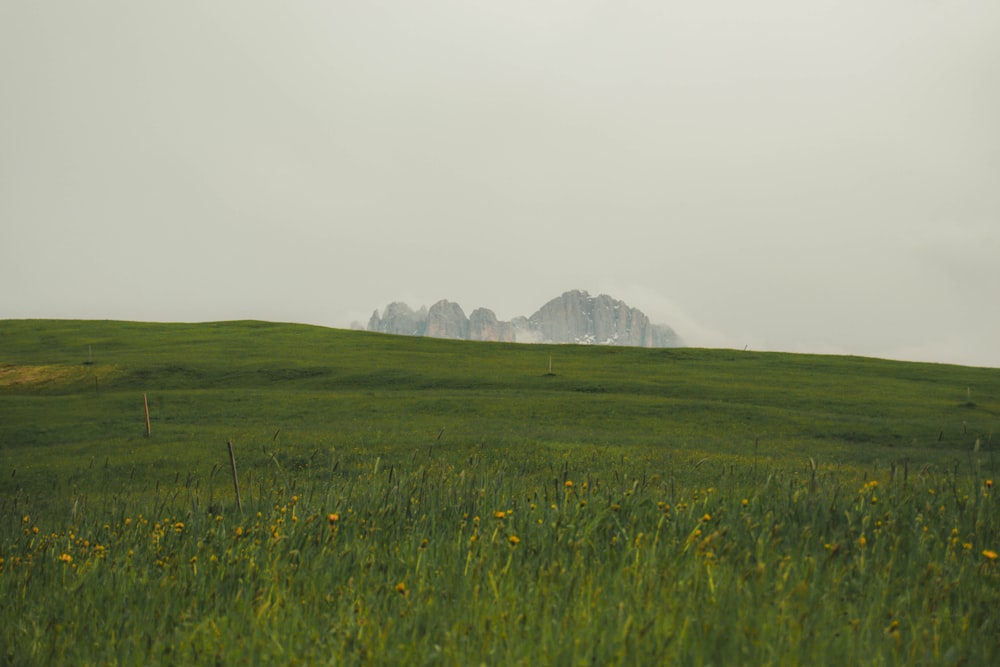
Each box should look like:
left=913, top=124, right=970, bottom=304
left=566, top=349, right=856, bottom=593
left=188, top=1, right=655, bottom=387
left=367, top=290, right=681, bottom=348
left=367, top=302, right=427, bottom=336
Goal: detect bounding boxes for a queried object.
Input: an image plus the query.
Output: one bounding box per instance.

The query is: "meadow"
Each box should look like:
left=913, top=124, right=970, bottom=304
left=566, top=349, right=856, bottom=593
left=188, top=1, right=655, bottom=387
left=1, top=319, right=998, bottom=665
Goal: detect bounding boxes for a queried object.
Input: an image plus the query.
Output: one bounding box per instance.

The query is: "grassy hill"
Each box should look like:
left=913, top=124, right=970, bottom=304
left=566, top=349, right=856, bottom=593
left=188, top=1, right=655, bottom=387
left=2, top=319, right=996, bottom=511
left=1, top=320, right=998, bottom=664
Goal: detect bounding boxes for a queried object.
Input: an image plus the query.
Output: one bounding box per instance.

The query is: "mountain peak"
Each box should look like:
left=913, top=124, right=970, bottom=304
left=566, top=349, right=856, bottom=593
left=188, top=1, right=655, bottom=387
left=368, top=291, right=681, bottom=348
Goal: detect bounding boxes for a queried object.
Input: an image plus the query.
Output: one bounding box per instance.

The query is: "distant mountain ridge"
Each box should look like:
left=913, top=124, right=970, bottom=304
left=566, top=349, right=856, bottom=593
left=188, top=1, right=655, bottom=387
left=366, top=290, right=681, bottom=348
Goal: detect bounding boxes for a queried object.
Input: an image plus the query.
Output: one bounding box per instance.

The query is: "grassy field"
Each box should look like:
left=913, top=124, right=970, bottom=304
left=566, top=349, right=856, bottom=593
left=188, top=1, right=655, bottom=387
left=1, top=319, right=998, bottom=664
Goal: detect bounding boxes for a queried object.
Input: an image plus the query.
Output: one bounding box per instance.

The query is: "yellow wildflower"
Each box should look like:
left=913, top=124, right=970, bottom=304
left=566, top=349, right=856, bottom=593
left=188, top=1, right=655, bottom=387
left=983, top=550, right=998, bottom=561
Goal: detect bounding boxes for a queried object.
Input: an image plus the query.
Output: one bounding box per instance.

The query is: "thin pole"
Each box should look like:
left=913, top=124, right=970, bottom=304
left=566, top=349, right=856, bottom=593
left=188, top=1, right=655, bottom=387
left=227, top=440, right=243, bottom=513
left=143, top=393, right=151, bottom=437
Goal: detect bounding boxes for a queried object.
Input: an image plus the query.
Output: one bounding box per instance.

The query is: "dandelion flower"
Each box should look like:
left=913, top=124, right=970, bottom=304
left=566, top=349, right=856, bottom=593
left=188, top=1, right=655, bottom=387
left=328, top=513, right=340, bottom=524
left=564, top=480, right=574, bottom=488
left=509, top=535, right=521, bottom=545
left=395, top=582, right=408, bottom=595
left=494, top=511, right=506, bottom=520
left=701, top=513, right=712, bottom=523
left=983, top=550, right=998, bottom=561
left=58, top=553, right=72, bottom=564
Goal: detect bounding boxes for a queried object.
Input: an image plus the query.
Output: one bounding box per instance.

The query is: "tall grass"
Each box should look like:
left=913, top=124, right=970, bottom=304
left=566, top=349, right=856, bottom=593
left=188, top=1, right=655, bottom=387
left=2, top=449, right=997, bottom=665
left=2, top=320, right=998, bottom=663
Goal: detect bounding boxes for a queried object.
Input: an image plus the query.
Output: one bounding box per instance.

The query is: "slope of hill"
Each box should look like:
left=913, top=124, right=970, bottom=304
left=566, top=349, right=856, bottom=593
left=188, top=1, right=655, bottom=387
left=2, top=318, right=996, bottom=500
left=2, top=319, right=999, bottom=664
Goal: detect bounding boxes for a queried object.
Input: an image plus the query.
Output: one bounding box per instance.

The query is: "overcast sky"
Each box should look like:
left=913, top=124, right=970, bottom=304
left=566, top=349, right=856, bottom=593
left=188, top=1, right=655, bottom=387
left=2, top=1, right=998, bottom=367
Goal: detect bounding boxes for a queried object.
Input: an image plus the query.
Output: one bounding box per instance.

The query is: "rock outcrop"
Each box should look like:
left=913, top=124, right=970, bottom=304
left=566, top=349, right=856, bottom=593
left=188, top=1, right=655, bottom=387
left=425, top=300, right=470, bottom=340
left=529, top=291, right=672, bottom=347
left=469, top=308, right=516, bottom=342
left=367, top=302, right=427, bottom=336
left=367, top=290, right=681, bottom=348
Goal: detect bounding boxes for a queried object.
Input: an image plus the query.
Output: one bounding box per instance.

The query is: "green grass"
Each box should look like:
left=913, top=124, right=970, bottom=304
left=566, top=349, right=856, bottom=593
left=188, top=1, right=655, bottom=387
left=1, top=319, right=999, bottom=664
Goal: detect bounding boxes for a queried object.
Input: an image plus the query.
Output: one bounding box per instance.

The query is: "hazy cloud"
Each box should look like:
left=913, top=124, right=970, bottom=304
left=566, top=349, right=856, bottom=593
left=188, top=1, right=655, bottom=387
left=2, top=1, right=998, bottom=367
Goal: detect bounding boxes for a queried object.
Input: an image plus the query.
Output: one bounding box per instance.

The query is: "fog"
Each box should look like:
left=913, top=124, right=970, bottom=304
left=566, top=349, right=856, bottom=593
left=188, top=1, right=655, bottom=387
left=2, top=1, right=998, bottom=367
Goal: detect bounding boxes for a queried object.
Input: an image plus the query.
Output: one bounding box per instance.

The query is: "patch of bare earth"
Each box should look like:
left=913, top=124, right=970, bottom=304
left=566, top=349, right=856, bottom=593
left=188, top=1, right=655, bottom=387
left=0, top=364, right=84, bottom=389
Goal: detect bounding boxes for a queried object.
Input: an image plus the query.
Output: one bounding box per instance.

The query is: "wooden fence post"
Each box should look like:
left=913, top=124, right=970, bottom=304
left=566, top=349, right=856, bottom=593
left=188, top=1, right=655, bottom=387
left=228, top=440, right=243, bottom=513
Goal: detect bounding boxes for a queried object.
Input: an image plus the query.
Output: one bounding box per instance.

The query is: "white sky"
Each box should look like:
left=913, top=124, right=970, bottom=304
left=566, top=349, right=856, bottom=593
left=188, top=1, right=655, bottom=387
left=2, top=1, right=998, bottom=367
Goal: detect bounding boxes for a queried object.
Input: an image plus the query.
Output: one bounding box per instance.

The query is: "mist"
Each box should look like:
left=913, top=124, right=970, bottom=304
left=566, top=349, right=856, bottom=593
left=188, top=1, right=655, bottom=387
left=2, top=1, right=998, bottom=367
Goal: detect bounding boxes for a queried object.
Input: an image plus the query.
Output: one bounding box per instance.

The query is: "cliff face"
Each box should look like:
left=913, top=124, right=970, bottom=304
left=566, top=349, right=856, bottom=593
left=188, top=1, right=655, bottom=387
left=529, top=291, right=660, bottom=346
left=367, top=290, right=681, bottom=348
left=367, top=302, right=427, bottom=336
left=424, top=300, right=470, bottom=340
left=469, top=308, right=516, bottom=342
